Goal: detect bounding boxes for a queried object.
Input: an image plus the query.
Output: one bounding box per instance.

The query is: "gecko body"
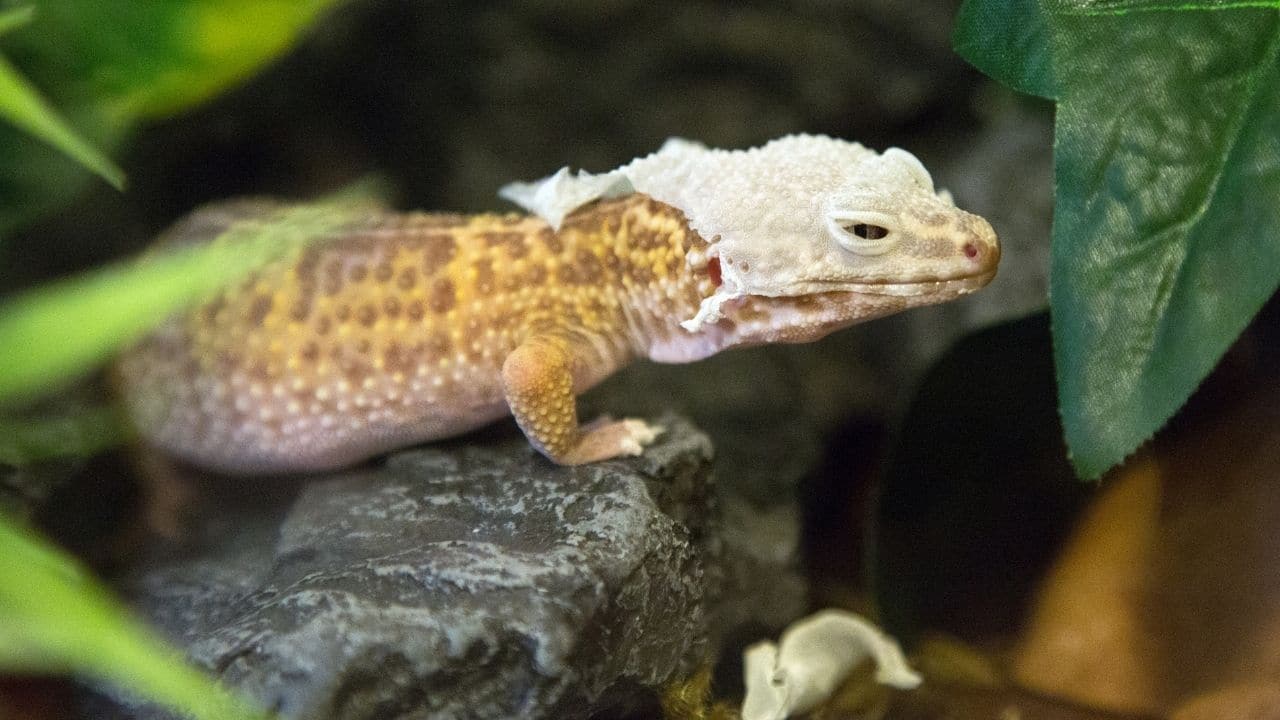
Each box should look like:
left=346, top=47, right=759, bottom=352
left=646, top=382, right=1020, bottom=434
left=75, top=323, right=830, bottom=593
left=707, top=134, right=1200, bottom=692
left=115, top=135, right=999, bottom=472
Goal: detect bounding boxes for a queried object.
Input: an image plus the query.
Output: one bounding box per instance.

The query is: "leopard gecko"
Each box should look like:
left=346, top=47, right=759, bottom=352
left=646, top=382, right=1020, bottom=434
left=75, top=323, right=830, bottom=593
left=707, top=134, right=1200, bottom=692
left=115, top=134, right=999, bottom=472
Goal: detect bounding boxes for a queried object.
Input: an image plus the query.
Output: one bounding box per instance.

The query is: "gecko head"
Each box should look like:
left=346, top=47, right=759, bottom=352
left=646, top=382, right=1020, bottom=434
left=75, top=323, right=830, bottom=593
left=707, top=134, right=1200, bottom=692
left=499, top=134, right=999, bottom=352
left=672, top=139, right=999, bottom=345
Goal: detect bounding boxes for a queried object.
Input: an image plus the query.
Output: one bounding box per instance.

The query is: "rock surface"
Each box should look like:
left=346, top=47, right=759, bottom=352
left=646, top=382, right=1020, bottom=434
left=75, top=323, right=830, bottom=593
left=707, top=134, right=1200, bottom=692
left=106, top=415, right=717, bottom=720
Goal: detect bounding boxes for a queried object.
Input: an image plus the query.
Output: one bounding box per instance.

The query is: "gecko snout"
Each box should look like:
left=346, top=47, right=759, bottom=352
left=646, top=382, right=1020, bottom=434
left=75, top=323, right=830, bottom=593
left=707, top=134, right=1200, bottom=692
left=959, top=215, right=1000, bottom=276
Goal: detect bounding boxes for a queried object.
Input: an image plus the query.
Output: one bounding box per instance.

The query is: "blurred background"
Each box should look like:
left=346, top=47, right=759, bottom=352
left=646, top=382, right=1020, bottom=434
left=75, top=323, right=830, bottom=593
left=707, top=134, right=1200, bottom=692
left=3, top=1, right=1161, bottom=718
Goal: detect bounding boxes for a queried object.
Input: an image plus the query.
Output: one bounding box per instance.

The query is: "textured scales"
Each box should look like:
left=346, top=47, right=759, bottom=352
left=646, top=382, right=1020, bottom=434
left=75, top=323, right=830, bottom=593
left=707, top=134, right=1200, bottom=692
left=116, top=134, right=1000, bottom=473
left=117, top=195, right=717, bottom=472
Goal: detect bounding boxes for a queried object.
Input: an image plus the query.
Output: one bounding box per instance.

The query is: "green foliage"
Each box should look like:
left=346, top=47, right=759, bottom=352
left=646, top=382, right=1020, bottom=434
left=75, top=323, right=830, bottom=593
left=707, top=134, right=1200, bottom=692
left=0, top=6, right=124, bottom=190
left=0, top=196, right=376, bottom=717
left=0, top=0, right=338, bottom=236
left=0, top=2, right=348, bottom=716
left=0, top=405, right=128, bottom=466
left=0, top=513, right=269, bottom=719
left=954, top=0, right=1280, bottom=478
left=8, top=0, right=337, bottom=120
left=0, top=200, right=370, bottom=407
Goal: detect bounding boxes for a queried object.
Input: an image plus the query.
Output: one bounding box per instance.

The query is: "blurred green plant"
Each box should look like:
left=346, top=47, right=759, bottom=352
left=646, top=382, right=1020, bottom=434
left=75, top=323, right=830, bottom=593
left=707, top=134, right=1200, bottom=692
left=0, top=0, right=337, bottom=236
left=0, top=6, right=124, bottom=190
left=0, top=1, right=342, bottom=717
left=0, top=197, right=372, bottom=719
left=954, top=0, right=1280, bottom=478
left=0, top=405, right=126, bottom=466
left=0, top=200, right=370, bottom=407
left=0, top=514, right=269, bottom=719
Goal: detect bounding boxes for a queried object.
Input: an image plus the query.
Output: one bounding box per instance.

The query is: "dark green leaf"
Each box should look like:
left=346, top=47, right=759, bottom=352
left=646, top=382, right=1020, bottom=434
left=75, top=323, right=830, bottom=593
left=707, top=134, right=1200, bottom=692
left=1051, top=10, right=1280, bottom=478
left=955, top=2, right=1280, bottom=478
left=953, top=0, right=1057, bottom=99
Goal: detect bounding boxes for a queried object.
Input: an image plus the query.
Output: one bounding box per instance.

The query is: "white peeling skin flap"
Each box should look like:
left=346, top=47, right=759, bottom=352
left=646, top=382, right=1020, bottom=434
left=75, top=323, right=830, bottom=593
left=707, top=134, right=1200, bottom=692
left=740, top=610, right=922, bottom=720
left=500, top=134, right=965, bottom=331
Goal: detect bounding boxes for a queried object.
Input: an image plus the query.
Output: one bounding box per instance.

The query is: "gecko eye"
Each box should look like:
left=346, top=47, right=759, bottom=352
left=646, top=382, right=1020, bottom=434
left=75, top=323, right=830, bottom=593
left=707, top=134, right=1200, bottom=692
left=847, top=223, right=889, bottom=240
left=825, top=210, right=898, bottom=256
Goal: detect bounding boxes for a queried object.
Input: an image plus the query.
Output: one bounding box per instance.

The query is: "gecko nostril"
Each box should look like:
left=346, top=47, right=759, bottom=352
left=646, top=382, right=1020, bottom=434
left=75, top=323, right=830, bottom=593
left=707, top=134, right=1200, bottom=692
left=963, top=242, right=979, bottom=259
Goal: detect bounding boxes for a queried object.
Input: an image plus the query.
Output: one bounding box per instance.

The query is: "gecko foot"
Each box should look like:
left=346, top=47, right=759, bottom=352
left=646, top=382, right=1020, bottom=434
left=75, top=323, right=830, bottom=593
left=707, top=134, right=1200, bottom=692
left=562, top=418, right=665, bottom=464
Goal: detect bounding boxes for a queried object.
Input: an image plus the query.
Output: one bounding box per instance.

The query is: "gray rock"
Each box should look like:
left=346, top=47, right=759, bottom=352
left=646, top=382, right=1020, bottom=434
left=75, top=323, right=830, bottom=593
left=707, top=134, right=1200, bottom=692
left=111, top=415, right=717, bottom=720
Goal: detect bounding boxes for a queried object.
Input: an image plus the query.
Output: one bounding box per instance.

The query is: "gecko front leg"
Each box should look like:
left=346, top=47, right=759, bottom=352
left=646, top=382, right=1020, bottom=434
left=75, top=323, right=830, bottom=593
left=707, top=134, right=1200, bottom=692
left=502, top=335, right=662, bottom=464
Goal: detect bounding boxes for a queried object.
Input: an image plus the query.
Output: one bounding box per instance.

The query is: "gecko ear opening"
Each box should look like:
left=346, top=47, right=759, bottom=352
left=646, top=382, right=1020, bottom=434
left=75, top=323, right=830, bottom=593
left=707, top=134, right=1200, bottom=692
left=825, top=210, right=898, bottom=256
left=883, top=147, right=935, bottom=191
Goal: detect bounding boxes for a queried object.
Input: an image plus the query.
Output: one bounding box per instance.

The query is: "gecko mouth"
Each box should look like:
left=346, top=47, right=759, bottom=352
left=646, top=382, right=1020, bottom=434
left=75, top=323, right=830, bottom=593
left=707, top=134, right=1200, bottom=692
left=818, top=268, right=998, bottom=298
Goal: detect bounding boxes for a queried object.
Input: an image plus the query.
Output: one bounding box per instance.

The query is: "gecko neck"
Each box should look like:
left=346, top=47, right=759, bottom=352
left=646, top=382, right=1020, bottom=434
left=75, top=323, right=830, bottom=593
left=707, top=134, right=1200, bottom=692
left=554, top=194, right=727, bottom=363
left=561, top=195, right=920, bottom=365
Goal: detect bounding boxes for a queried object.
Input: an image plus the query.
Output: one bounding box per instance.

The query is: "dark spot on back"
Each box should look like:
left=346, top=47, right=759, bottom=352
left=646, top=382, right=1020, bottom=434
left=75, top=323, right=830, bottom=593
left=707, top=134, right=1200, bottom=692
left=383, top=341, right=414, bottom=374
left=406, top=300, right=425, bottom=321
left=289, top=299, right=311, bottom=322
left=629, top=263, right=654, bottom=285
left=316, top=316, right=332, bottom=335
left=428, top=278, right=456, bottom=313
left=356, top=304, right=378, bottom=327
left=335, top=304, right=352, bottom=322
left=424, top=332, right=451, bottom=356
left=296, top=247, right=321, bottom=280
left=422, top=233, right=457, bottom=272
left=216, top=349, right=241, bottom=372
left=374, top=262, right=394, bottom=283
left=383, top=296, right=401, bottom=317
left=487, top=231, right=528, bottom=259
left=323, top=259, right=344, bottom=295
left=574, top=248, right=603, bottom=284
left=247, top=359, right=271, bottom=380
left=349, top=264, right=367, bottom=283
left=339, top=353, right=371, bottom=383
left=248, top=295, right=273, bottom=326
left=300, top=342, right=319, bottom=362
left=397, top=267, right=418, bottom=290
left=201, top=295, right=226, bottom=325
left=557, top=263, right=579, bottom=285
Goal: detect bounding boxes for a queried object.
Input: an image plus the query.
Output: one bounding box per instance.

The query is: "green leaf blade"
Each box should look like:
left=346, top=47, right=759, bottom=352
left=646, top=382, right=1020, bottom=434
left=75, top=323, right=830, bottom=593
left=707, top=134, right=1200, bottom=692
left=0, top=52, right=125, bottom=189
left=0, top=6, right=35, bottom=36
left=0, top=201, right=370, bottom=408
left=953, top=0, right=1058, bottom=99
left=0, top=515, right=268, bottom=719
left=1051, top=9, right=1280, bottom=477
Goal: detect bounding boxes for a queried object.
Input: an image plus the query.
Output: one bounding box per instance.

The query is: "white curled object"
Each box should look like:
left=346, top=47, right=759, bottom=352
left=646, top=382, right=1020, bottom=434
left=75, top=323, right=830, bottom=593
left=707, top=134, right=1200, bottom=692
left=740, top=609, right=921, bottom=720
left=498, top=166, right=634, bottom=231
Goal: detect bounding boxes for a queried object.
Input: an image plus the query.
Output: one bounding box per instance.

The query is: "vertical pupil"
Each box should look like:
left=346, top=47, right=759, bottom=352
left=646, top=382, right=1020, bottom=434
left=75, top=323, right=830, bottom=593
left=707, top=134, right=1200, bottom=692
left=850, top=223, right=889, bottom=240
